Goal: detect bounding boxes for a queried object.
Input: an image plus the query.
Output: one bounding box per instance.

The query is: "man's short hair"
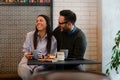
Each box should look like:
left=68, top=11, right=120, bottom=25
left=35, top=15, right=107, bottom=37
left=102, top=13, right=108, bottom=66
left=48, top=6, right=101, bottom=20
left=60, top=10, right=76, bottom=25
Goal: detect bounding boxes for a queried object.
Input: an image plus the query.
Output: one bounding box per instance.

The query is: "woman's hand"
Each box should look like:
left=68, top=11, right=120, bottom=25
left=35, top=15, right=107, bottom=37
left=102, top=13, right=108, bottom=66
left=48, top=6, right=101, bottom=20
left=25, top=53, right=33, bottom=59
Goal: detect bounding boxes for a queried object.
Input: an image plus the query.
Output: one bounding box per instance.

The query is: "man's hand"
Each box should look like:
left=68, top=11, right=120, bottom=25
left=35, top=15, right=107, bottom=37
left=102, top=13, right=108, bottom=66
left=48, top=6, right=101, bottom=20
left=25, top=53, right=33, bottom=59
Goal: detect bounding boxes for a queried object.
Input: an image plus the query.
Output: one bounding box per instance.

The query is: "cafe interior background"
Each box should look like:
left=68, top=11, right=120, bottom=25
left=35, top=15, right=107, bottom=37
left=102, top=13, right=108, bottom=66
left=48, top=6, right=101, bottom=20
left=0, top=0, right=120, bottom=80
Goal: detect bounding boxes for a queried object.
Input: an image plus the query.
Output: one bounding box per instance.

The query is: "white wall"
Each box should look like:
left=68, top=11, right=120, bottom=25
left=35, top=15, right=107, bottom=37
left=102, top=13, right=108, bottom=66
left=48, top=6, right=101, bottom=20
left=53, top=0, right=120, bottom=79
left=102, top=0, right=120, bottom=80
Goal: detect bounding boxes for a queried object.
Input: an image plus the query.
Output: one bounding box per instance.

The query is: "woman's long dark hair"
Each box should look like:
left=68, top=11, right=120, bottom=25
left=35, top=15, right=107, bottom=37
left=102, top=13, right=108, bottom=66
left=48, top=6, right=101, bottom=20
left=33, top=15, right=52, bottom=54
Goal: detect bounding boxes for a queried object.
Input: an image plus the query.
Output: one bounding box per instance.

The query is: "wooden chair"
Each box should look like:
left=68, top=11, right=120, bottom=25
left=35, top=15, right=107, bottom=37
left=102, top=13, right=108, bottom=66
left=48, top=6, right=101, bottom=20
left=30, top=71, right=111, bottom=80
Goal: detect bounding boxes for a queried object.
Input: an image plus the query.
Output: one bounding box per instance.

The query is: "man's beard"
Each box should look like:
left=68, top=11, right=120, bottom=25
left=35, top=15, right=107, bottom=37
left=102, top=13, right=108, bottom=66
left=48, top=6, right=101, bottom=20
left=63, top=27, right=70, bottom=33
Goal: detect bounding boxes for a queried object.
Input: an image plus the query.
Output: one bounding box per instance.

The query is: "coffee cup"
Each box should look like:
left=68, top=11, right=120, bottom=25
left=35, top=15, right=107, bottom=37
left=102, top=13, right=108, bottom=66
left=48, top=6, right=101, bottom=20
left=32, top=50, right=39, bottom=60
left=60, top=49, right=68, bottom=59
left=57, top=52, right=65, bottom=61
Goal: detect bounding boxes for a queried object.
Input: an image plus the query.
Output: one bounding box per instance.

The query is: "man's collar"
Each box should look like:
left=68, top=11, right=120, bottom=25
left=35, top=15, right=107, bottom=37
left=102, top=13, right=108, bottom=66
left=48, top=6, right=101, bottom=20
left=71, top=25, right=74, bottom=31
left=68, top=26, right=76, bottom=35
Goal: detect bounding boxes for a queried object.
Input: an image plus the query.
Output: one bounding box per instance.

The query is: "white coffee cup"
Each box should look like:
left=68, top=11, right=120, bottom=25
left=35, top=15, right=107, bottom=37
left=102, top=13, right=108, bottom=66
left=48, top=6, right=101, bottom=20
left=60, top=49, right=68, bottom=59
left=57, top=52, right=65, bottom=61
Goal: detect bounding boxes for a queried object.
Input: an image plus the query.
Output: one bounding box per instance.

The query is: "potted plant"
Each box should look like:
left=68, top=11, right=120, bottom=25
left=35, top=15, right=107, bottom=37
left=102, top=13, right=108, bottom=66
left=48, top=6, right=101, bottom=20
left=106, top=30, right=120, bottom=75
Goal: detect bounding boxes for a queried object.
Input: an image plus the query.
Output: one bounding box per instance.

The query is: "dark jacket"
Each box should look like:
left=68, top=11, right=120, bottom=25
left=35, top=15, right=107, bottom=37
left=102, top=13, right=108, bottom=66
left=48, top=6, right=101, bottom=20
left=53, top=26, right=87, bottom=60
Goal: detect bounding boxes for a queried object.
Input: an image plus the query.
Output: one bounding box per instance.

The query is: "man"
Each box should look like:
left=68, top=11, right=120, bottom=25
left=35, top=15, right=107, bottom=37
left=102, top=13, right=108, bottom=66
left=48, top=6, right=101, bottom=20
left=53, top=10, right=87, bottom=69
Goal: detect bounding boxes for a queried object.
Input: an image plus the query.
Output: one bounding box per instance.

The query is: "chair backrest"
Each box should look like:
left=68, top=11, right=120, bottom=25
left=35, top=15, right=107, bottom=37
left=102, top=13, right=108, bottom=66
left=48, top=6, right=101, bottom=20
left=31, top=71, right=111, bottom=80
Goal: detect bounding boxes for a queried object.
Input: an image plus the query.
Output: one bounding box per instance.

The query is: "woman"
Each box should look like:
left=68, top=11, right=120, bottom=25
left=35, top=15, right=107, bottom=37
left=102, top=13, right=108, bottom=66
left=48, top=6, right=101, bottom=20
left=18, top=15, right=57, bottom=80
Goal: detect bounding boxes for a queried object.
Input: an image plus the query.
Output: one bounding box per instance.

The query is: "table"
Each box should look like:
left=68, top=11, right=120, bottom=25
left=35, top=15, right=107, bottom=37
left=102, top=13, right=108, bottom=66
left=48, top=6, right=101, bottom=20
left=28, top=59, right=101, bottom=71
left=28, top=59, right=101, bottom=65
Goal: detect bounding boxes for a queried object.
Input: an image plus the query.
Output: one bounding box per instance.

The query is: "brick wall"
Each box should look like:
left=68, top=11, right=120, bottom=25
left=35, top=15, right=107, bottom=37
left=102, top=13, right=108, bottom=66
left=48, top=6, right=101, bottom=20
left=53, top=0, right=101, bottom=72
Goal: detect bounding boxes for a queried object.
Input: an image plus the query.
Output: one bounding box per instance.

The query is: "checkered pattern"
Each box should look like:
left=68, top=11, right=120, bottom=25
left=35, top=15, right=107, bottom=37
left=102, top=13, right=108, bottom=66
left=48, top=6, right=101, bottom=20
left=0, top=6, right=50, bottom=73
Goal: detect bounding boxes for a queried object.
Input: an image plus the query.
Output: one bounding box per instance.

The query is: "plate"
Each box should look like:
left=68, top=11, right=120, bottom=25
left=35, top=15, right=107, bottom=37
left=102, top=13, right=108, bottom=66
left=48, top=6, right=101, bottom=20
left=38, top=59, right=57, bottom=62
